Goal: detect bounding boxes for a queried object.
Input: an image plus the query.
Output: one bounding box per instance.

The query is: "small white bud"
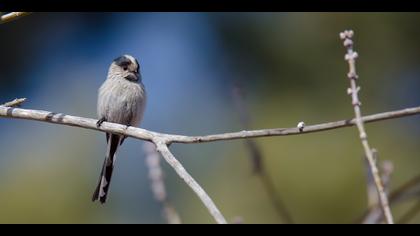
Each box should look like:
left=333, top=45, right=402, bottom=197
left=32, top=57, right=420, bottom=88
left=343, top=38, right=353, bottom=47
left=345, top=54, right=351, bottom=60
left=297, top=121, right=305, bottom=132
left=352, top=52, right=358, bottom=58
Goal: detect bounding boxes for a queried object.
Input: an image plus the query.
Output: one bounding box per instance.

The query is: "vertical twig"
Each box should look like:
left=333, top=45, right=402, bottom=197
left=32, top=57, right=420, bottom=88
left=232, top=84, right=263, bottom=173
left=144, top=142, right=181, bottom=224
left=340, top=30, right=394, bottom=224
left=363, top=156, right=394, bottom=224
left=154, top=139, right=227, bottom=224
left=232, top=84, right=294, bottom=224
left=365, top=150, right=379, bottom=209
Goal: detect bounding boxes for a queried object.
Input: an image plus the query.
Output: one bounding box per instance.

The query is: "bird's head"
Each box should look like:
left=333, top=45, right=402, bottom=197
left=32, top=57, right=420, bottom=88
left=109, top=54, right=141, bottom=82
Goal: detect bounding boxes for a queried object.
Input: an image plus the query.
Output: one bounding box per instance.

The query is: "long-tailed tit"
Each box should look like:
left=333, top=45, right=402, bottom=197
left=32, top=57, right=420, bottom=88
left=92, top=55, right=147, bottom=204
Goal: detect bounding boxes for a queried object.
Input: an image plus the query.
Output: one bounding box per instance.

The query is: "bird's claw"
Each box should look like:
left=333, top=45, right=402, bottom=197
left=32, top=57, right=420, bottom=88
left=97, top=117, right=106, bottom=128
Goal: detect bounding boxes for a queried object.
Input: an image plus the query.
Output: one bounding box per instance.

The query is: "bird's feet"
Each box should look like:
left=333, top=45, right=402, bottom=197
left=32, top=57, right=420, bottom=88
left=97, top=117, right=106, bottom=128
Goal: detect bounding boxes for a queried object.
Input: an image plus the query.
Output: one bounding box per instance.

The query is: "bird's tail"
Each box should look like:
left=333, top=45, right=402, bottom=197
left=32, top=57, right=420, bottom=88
left=92, top=134, right=121, bottom=204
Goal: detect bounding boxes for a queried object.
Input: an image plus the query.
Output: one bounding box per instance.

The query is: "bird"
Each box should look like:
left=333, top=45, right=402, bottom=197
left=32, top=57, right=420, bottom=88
left=92, top=54, right=147, bottom=204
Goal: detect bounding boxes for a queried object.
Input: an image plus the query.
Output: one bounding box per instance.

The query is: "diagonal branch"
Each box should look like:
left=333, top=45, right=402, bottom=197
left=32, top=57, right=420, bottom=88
left=340, top=30, right=394, bottom=224
left=232, top=84, right=294, bottom=223
left=397, top=201, right=420, bottom=224
left=153, top=140, right=227, bottom=224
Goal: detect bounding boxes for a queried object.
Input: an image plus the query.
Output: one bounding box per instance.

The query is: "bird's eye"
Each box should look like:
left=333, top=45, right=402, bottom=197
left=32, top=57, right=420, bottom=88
left=123, top=66, right=128, bottom=71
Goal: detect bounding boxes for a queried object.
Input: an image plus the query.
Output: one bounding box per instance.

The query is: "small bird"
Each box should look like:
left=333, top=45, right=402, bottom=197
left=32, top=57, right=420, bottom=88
left=92, top=55, right=147, bottom=204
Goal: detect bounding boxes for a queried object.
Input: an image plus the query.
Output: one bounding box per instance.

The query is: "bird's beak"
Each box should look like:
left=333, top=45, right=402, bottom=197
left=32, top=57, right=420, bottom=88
left=125, top=72, right=140, bottom=82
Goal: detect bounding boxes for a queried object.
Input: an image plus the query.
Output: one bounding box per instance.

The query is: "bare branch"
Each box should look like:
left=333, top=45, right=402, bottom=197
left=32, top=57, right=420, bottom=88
left=361, top=174, right=420, bottom=224
left=232, top=84, right=262, bottom=173
left=365, top=150, right=379, bottom=209
left=153, top=140, right=227, bottom=224
left=0, top=12, right=31, bottom=24
left=144, top=142, right=181, bottom=224
left=0, top=21, right=416, bottom=223
left=340, top=30, right=394, bottom=224
left=0, top=104, right=419, bottom=223
left=0, top=106, right=419, bottom=144
left=397, top=201, right=420, bottom=224
left=390, top=175, right=420, bottom=204
left=365, top=150, right=393, bottom=210
left=363, top=157, right=394, bottom=224
left=1, top=98, right=26, bottom=107
left=169, top=107, right=420, bottom=144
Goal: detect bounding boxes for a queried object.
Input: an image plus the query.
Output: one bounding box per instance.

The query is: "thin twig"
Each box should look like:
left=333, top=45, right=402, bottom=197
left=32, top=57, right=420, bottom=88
left=365, top=150, right=393, bottom=210
left=340, top=30, right=394, bottom=224
left=232, top=84, right=263, bottom=173
left=232, top=84, right=294, bottom=223
left=144, top=142, right=181, bottom=224
left=361, top=174, right=420, bottom=224
left=365, top=150, right=379, bottom=209
left=1, top=98, right=26, bottom=107
left=389, top=175, right=420, bottom=204
left=153, top=140, right=227, bottom=224
left=363, top=157, right=394, bottom=224
left=259, top=172, right=294, bottom=224
left=0, top=12, right=31, bottom=24
left=397, top=201, right=420, bottom=224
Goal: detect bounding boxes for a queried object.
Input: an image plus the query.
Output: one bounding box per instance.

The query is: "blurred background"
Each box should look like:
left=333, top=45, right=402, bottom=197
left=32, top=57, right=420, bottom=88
left=0, top=12, right=419, bottom=224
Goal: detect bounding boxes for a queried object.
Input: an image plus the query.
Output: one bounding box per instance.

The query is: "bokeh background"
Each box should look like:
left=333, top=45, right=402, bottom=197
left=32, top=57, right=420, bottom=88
left=0, top=12, right=419, bottom=224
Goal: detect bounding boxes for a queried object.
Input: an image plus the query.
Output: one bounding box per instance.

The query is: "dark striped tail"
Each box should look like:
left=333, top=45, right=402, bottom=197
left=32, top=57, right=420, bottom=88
left=92, top=134, right=121, bottom=204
